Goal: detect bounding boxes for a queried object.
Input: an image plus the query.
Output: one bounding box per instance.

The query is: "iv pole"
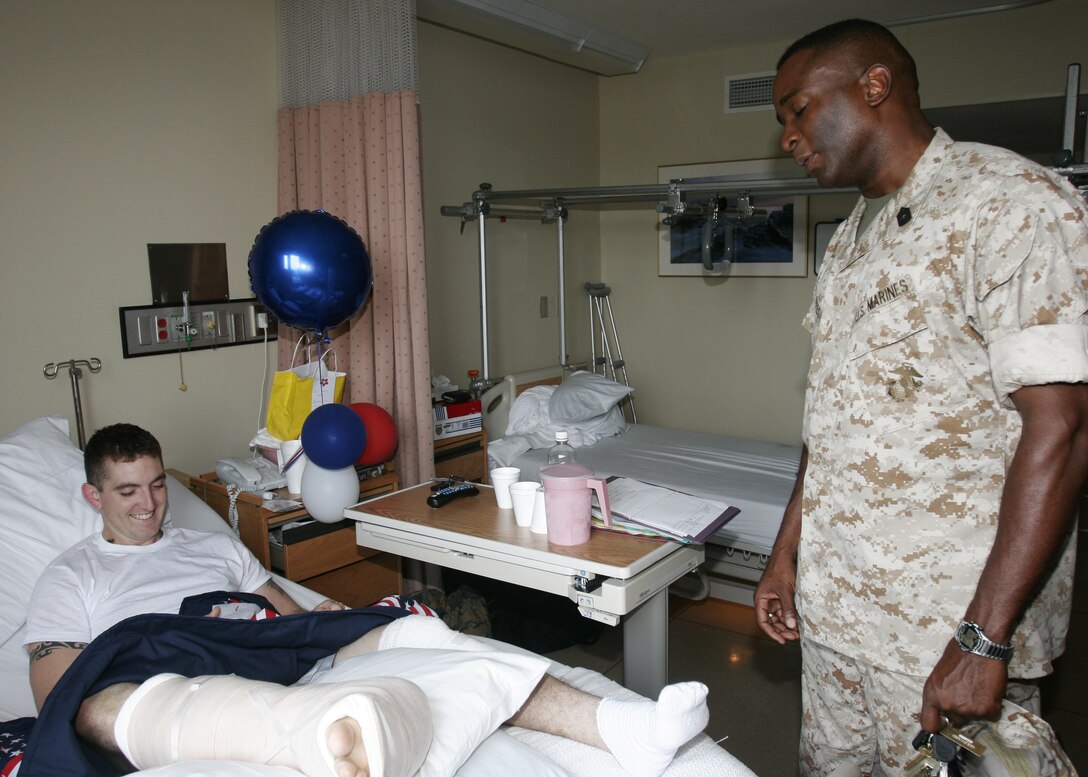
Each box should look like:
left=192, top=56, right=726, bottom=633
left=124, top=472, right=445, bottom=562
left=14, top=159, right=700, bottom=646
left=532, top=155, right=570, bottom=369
left=43, top=357, right=102, bottom=449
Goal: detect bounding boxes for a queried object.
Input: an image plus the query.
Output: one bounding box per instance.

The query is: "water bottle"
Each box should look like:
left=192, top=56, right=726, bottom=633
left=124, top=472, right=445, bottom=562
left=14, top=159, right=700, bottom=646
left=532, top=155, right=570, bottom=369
left=547, top=430, right=576, bottom=465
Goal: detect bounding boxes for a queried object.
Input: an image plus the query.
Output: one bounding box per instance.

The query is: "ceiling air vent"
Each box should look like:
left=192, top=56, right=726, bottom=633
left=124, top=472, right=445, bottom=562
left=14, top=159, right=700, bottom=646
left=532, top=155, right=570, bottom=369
left=725, top=71, right=775, bottom=113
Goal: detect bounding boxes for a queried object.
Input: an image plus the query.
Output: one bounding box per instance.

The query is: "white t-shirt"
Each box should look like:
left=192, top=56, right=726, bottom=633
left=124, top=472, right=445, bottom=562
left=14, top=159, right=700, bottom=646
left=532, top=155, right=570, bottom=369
left=24, top=527, right=270, bottom=645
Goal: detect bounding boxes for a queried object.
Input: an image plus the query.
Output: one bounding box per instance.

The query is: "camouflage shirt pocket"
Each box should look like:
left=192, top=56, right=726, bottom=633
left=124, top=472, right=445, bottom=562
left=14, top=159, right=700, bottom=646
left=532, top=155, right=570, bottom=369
left=848, top=296, right=970, bottom=437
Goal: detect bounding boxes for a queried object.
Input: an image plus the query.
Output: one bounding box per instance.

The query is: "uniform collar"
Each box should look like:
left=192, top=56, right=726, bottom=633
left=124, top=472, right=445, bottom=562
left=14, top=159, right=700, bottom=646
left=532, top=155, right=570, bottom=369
left=829, top=128, right=953, bottom=274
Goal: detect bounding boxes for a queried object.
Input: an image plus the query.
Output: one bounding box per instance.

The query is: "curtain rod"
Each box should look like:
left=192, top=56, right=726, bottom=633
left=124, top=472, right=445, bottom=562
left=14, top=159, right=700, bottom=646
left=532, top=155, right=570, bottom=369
left=440, top=176, right=848, bottom=217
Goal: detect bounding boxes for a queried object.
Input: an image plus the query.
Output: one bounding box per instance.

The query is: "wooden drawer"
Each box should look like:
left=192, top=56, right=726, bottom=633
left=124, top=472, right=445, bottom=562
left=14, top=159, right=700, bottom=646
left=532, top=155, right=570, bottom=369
left=280, top=525, right=361, bottom=580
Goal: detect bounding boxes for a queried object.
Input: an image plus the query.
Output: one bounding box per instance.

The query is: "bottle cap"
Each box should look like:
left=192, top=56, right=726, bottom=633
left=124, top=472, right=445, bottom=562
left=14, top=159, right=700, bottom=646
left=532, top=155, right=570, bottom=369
left=555, top=430, right=568, bottom=442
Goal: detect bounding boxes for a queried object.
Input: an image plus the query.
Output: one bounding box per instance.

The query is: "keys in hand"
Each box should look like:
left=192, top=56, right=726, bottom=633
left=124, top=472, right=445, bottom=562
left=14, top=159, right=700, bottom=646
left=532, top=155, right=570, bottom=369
left=906, top=726, right=985, bottom=777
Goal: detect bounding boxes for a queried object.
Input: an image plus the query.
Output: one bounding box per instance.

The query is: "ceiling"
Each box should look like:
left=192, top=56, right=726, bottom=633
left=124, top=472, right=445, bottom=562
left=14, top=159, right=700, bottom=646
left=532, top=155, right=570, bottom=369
left=417, top=0, right=1079, bottom=162
left=417, top=0, right=1058, bottom=66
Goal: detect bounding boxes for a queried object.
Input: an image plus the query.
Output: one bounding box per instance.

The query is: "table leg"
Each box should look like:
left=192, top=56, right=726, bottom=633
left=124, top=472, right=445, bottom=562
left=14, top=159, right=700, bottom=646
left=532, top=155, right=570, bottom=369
left=622, top=588, right=668, bottom=699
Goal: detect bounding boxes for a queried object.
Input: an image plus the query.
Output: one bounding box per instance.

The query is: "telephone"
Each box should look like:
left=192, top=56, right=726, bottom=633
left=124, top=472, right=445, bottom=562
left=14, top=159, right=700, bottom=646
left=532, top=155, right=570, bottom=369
left=216, top=456, right=287, bottom=491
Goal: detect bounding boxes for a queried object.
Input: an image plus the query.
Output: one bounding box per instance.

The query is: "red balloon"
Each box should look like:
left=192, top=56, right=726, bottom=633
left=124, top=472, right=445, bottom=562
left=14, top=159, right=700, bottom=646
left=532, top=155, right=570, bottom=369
left=348, top=402, right=398, bottom=465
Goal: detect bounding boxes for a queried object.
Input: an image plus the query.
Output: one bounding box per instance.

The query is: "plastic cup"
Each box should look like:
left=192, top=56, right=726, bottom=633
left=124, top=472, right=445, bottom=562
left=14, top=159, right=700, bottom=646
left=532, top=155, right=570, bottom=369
left=489, top=467, right=520, bottom=509
left=530, top=487, right=548, bottom=534
left=279, top=439, right=307, bottom=495
left=509, top=481, right=541, bottom=527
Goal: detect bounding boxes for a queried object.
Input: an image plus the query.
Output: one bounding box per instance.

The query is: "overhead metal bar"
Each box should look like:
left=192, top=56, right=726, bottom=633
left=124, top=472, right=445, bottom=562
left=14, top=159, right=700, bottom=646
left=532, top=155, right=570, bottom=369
left=440, top=204, right=553, bottom=221
left=442, top=175, right=849, bottom=383
left=457, top=175, right=837, bottom=209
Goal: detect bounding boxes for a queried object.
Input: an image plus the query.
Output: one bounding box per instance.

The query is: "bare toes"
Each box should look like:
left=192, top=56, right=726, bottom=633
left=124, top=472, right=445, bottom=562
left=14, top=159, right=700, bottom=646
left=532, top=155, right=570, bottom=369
left=327, top=717, right=369, bottom=777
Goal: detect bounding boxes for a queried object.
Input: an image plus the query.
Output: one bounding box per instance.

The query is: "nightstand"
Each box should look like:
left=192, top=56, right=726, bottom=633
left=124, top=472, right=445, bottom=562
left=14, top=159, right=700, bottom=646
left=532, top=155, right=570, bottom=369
left=434, top=430, right=488, bottom=483
left=173, top=467, right=401, bottom=608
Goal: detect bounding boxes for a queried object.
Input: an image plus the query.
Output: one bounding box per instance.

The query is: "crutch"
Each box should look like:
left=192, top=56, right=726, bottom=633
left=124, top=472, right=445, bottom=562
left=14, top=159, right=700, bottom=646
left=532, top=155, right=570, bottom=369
left=586, top=282, right=605, bottom=376
left=584, top=283, right=637, bottom=423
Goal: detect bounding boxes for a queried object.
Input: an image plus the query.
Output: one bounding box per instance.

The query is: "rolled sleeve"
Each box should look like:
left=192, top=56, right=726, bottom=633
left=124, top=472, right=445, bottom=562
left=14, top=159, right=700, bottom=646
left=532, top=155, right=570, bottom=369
left=989, top=323, right=1088, bottom=405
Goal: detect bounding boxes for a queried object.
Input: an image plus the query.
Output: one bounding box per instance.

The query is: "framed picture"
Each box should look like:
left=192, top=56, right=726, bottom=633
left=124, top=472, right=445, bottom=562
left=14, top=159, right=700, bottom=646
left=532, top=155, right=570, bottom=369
left=658, top=158, right=808, bottom=277
left=813, top=220, right=843, bottom=275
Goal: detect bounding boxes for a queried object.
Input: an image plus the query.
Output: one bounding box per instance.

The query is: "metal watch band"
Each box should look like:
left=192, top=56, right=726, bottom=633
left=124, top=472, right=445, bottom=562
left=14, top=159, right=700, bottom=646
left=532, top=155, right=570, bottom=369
left=955, top=620, right=1014, bottom=662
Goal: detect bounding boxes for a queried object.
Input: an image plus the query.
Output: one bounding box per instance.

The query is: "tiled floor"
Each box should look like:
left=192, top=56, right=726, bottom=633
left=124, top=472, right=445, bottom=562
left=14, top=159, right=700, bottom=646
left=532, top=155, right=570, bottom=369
left=545, top=532, right=1088, bottom=776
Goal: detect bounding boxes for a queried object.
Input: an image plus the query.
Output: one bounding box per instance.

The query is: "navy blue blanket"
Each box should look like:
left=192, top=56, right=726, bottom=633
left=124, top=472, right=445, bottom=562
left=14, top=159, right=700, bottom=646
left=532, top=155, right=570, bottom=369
left=19, top=606, right=408, bottom=777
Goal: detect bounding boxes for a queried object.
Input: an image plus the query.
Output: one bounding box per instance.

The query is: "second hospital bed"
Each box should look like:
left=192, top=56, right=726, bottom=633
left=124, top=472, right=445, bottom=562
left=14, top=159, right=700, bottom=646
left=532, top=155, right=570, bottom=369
left=481, top=370, right=802, bottom=604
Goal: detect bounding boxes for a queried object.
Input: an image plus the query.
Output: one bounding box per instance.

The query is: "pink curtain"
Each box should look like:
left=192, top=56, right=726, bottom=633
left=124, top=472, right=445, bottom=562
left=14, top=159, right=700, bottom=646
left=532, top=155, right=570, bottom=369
left=276, top=91, right=433, bottom=485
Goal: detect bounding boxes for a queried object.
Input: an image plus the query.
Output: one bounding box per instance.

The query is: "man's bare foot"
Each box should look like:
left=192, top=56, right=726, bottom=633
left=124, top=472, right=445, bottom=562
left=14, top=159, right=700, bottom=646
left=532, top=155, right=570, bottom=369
left=327, top=717, right=369, bottom=777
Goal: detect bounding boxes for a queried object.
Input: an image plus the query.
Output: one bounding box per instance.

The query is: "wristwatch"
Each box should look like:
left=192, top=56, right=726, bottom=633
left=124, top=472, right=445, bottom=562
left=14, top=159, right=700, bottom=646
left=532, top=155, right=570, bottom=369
left=954, top=620, right=1014, bottom=662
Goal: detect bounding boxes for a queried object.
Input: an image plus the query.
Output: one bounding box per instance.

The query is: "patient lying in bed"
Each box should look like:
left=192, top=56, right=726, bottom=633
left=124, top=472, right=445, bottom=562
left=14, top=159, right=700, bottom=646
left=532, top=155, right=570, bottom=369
left=18, top=422, right=710, bottom=777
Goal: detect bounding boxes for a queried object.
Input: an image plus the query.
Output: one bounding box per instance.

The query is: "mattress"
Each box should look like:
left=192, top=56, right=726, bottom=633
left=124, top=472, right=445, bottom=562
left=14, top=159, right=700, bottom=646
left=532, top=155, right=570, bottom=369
left=499, top=424, right=801, bottom=553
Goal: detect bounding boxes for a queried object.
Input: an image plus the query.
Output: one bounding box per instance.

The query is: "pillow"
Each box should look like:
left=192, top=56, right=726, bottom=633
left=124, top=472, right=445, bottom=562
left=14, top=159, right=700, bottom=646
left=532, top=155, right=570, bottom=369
left=0, top=625, right=37, bottom=719
left=548, top=372, right=633, bottom=424
left=164, top=474, right=235, bottom=535
left=312, top=647, right=549, bottom=777
left=0, top=417, right=101, bottom=644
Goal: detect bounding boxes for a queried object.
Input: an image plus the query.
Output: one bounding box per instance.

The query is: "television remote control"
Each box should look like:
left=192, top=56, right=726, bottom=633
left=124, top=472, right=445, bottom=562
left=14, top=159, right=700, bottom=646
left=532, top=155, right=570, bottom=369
left=427, top=482, right=479, bottom=508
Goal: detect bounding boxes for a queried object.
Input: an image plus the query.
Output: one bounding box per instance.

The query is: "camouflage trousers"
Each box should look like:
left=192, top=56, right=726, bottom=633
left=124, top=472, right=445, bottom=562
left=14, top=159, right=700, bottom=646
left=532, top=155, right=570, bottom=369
left=799, top=638, right=1074, bottom=777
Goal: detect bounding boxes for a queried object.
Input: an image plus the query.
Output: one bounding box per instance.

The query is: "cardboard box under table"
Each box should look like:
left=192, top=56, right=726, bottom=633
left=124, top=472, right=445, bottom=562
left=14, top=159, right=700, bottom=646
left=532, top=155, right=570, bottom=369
left=345, top=482, right=703, bottom=698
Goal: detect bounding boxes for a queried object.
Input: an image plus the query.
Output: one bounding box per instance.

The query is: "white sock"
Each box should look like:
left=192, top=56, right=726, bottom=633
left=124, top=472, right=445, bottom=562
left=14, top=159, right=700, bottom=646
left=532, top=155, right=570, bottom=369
left=378, top=613, right=490, bottom=652
left=114, top=672, right=432, bottom=777
left=596, top=682, right=709, bottom=777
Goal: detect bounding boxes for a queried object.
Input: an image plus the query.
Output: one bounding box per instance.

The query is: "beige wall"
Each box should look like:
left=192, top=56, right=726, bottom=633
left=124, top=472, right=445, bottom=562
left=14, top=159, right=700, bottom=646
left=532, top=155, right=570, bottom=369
left=0, top=1, right=278, bottom=473
left=597, top=0, right=1088, bottom=445
left=3, top=1, right=1084, bottom=471
left=418, top=22, right=601, bottom=388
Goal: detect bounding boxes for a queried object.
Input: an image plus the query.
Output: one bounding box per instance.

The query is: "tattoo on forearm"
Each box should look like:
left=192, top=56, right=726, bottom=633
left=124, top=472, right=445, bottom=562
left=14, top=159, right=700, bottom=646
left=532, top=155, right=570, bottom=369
left=29, top=641, right=87, bottom=662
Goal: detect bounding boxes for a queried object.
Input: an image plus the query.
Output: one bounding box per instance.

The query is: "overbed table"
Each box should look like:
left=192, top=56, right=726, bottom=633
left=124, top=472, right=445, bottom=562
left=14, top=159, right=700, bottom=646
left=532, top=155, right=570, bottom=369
left=344, top=483, right=704, bottom=698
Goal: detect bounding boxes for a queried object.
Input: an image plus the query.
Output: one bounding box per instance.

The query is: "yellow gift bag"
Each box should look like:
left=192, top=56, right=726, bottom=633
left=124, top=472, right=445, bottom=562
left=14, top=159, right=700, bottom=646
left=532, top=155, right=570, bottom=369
left=266, top=337, right=346, bottom=441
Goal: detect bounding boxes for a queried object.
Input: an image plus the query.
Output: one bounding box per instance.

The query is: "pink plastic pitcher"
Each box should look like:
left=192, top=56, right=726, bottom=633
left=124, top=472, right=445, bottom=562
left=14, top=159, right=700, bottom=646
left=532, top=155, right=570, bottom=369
left=539, top=463, right=611, bottom=546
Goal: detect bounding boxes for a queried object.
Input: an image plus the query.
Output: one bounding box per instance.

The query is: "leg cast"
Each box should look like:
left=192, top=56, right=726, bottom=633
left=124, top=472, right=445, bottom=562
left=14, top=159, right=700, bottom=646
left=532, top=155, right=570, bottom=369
left=115, top=672, right=431, bottom=777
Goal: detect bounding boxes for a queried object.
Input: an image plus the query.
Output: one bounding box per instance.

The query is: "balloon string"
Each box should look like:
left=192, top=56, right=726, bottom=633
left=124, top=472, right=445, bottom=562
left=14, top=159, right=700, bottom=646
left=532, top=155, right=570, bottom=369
left=316, top=335, right=328, bottom=405
left=282, top=447, right=305, bottom=472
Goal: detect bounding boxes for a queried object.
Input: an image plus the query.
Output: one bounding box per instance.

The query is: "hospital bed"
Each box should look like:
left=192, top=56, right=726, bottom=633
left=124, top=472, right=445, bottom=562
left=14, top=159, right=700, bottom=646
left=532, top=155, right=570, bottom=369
left=0, top=415, right=754, bottom=777
left=481, top=369, right=802, bottom=604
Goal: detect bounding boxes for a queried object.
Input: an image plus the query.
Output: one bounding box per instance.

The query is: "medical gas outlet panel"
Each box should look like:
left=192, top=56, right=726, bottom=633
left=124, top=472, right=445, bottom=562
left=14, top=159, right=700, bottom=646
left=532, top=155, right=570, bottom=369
left=119, top=298, right=277, bottom=358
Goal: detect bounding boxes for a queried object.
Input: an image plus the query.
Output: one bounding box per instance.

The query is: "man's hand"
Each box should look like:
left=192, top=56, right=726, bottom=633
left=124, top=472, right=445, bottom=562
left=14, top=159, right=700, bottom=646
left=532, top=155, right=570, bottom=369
left=205, top=606, right=222, bottom=617
left=920, top=638, right=1007, bottom=732
left=313, top=598, right=349, bottom=612
left=755, top=556, right=800, bottom=644
left=755, top=446, right=807, bottom=645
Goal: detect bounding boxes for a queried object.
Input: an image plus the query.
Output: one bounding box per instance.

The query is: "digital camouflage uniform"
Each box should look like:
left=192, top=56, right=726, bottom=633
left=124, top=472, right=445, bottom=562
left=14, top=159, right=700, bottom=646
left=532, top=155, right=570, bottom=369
left=797, top=129, right=1088, bottom=774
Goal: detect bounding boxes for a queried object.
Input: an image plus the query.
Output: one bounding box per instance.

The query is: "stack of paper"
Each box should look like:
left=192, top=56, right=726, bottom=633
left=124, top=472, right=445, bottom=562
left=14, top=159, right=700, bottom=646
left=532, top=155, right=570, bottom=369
left=591, top=476, right=740, bottom=544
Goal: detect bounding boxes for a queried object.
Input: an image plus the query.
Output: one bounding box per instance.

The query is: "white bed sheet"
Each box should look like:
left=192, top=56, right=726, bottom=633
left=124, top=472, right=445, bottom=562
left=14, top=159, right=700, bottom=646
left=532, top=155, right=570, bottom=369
left=494, top=424, right=801, bottom=552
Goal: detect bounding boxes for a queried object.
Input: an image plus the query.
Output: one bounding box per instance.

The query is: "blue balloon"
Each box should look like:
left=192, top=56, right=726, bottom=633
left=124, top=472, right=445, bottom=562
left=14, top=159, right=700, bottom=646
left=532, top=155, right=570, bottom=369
left=248, top=210, right=373, bottom=334
left=301, top=404, right=368, bottom=470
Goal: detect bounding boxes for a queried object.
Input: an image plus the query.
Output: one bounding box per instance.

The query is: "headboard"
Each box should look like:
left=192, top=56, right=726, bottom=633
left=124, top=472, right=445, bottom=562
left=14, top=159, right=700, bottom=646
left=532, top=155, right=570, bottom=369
left=480, top=366, right=565, bottom=440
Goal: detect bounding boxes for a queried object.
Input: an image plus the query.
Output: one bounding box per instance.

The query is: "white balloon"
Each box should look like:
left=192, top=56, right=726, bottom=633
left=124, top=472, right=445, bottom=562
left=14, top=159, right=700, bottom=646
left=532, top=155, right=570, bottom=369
left=300, top=463, right=359, bottom=523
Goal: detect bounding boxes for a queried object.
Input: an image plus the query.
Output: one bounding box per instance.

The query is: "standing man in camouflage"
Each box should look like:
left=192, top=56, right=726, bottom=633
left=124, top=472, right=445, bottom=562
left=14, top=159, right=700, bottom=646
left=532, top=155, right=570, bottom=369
left=754, top=18, right=1088, bottom=776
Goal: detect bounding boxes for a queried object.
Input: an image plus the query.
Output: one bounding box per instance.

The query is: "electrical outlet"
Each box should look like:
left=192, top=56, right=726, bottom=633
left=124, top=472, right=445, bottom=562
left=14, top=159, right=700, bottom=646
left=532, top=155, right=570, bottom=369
left=119, top=297, right=277, bottom=358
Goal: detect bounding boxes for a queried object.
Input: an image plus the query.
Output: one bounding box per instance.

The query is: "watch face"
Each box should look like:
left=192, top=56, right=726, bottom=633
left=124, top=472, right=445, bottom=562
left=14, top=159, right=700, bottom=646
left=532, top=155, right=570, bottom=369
left=958, top=623, right=980, bottom=650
